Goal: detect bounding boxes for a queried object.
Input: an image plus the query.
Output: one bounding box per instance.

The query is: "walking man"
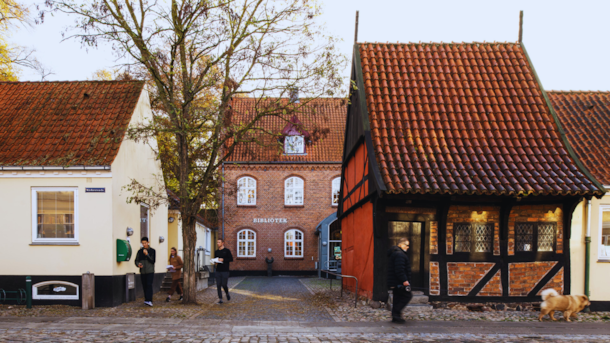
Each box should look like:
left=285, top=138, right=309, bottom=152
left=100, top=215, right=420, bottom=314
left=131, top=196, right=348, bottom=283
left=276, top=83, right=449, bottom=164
left=214, top=239, right=233, bottom=304
left=135, top=236, right=156, bottom=307
left=387, top=238, right=412, bottom=323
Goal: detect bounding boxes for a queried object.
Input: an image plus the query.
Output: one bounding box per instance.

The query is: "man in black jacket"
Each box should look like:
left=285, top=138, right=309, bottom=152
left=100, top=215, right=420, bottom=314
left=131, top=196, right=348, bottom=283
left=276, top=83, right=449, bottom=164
left=387, top=239, right=413, bottom=323
left=135, top=237, right=156, bottom=306
left=214, top=239, right=234, bottom=304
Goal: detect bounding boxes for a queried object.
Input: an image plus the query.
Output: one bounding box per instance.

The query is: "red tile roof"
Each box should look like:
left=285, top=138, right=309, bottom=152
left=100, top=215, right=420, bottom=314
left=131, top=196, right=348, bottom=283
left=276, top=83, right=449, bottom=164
left=0, top=81, right=144, bottom=166
left=549, top=91, right=610, bottom=185
left=358, top=42, right=603, bottom=196
left=225, top=97, right=346, bottom=162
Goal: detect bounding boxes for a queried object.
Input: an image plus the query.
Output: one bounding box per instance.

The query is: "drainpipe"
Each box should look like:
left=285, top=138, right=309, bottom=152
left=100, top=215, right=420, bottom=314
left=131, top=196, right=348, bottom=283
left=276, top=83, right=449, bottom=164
left=585, top=198, right=592, bottom=310
left=222, top=163, right=225, bottom=240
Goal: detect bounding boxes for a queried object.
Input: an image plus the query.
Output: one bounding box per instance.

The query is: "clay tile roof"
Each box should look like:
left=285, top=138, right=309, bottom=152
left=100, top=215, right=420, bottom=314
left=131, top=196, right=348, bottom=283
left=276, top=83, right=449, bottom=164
left=358, top=42, right=603, bottom=196
left=0, top=81, right=145, bottom=167
left=549, top=91, right=610, bottom=186
left=225, top=97, right=346, bottom=162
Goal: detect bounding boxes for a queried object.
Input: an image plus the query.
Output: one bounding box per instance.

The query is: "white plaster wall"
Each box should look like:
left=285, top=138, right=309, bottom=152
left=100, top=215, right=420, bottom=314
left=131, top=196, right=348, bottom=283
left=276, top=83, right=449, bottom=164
left=0, top=176, right=114, bottom=275
left=111, top=89, right=168, bottom=276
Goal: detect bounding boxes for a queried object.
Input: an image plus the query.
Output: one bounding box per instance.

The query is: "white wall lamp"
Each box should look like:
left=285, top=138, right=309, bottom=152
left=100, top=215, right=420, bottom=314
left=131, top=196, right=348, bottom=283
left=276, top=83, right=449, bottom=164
left=168, top=217, right=175, bottom=223
left=159, top=236, right=165, bottom=243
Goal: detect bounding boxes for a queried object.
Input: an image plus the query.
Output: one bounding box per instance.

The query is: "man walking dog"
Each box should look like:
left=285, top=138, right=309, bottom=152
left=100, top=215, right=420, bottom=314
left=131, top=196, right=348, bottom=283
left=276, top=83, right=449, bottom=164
left=387, top=238, right=413, bottom=323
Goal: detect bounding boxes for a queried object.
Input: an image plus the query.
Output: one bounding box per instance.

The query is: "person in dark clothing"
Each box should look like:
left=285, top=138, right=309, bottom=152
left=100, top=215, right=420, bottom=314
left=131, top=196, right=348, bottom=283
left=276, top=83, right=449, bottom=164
left=387, top=239, right=413, bottom=323
left=135, top=236, right=156, bottom=307
left=214, top=239, right=233, bottom=304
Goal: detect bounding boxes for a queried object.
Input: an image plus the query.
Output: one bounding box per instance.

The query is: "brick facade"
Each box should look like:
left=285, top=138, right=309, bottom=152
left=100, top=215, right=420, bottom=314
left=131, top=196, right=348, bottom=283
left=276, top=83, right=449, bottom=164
left=447, top=262, right=494, bottom=296
left=429, top=262, right=440, bottom=296
left=223, top=164, right=340, bottom=272
left=445, top=206, right=501, bottom=256
left=477, top=270, right=502, bottom=297
left=509, top=262, right=557, bottom=296
left=537, top=267, right=564, bottom=295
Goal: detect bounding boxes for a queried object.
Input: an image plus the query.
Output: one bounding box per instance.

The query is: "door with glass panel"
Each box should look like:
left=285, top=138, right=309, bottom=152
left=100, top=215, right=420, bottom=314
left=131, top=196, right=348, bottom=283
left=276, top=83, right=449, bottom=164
left=328, top=220, right=342, bottom=271
left=388, top=221, right=425, bottom=289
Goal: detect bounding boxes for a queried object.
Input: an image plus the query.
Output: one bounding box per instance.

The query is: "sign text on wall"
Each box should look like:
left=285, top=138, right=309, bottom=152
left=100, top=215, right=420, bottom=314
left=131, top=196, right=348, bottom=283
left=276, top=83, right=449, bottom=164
left=86, top=187, right=106, bottom=193
left=253, top=218, right=288, bottom=224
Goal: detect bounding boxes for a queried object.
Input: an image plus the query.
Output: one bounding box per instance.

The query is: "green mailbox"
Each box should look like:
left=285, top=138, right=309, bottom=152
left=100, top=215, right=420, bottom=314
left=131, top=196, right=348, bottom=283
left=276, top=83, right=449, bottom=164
left=117, top=239, right=132, bottom=262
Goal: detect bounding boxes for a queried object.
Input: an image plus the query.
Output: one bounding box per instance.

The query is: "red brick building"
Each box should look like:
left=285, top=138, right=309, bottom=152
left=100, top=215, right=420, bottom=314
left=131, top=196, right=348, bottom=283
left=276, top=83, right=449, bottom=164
left=339, top=42, right=605, bottom=302
left=221, top=98, right=346, bottom=275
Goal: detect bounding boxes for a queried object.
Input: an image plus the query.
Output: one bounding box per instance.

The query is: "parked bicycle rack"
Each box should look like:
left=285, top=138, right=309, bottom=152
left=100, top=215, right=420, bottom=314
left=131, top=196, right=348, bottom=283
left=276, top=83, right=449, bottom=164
left=0, top=276, right=33, bottom=308
left=321, top=270, right=359, bottom=308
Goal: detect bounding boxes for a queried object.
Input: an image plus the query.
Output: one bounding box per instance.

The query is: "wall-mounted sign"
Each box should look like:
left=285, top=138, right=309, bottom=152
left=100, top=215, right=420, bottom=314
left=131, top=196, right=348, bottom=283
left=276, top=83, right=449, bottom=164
left=86, top=188, right=105, bottom=193
left=253, top=218, right=288, bottom=224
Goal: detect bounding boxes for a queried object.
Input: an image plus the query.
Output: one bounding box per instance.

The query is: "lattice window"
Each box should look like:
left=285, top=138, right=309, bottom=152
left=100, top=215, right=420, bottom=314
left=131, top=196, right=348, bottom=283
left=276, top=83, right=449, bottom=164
left=454, top=223, right=493, bottom=253
left=516, top=223, right=534, bottom=252
left=454, top=224, right=472, bottom=253
left=515, top=222, right=556, bottom=253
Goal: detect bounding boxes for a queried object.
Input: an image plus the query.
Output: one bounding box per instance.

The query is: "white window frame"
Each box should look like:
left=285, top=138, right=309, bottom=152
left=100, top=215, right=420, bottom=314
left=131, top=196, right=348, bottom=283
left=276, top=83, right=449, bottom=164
left=284, top=135, right=305, bottom=154
left=237, top=229, right=256, bottom=257
left=284, top=176, right=304, bottom=206
left=599, top=205, right=610, bottom=260
left=284, top=229, right=304, bottom=258
left=32, top=281, right=79, bottom=300
left=32, top=187, right=79, bottom=244
left=140, top=203, right=150, bottom=241
left=331, top=177, right=341, bottom=206
left=205, top=228, right=211, bottom=255
left=237, top=176, right=257, bottom=205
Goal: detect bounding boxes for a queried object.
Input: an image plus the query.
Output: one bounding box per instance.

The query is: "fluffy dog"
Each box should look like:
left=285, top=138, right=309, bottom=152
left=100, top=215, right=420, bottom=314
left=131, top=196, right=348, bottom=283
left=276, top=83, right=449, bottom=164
left=538, top=289, right=590, bottom=322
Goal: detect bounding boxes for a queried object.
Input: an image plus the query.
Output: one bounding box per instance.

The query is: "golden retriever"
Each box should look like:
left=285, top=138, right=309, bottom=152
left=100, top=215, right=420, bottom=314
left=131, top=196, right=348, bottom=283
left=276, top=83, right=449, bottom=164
left=538, top=289, right=590, bottom=322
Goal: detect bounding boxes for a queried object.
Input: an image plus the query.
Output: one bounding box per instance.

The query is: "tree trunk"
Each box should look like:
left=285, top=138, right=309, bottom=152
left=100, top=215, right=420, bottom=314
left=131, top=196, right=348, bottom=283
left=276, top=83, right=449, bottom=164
left=181, top=215, right=198, bottom=303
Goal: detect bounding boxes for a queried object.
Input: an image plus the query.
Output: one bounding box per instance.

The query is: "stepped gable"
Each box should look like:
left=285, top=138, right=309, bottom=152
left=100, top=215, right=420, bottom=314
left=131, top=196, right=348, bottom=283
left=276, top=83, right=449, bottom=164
left=358, top=42, right=604, bottom=196
left=549, top=91, right=610, bottom=185
left=225, top=97, right=346, bottom=163
left=0, top=81, right=144, bottom=166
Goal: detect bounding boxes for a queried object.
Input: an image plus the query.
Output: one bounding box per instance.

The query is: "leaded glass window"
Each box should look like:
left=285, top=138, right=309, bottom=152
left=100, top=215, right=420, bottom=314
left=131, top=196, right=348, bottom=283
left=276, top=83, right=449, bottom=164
left=515, top=222, right=556, bottom=253
left=516, top=223, right=534, bottom=252
left=454, top=223, right=493, bottom=253
left=537, top=223, right=555, bottom=252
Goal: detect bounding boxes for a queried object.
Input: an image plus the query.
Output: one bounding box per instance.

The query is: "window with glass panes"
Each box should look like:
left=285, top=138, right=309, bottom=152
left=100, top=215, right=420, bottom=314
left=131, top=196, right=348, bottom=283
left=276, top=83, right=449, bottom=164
left=284, top=177, right=304, bottom=205
left=285, top=229, right=303, bottom=257
left=515, top=222, right=556, bottom=252
left=599, top=206, right=610, bottom=260
left=453, top=222, right=493, bottom=253
left=331, top=177, right=340, bottom=206
left=32, top=188, right=78, bottom=243
left=237, top=229, right=256, bottom=257
left=284, top=135, right=305, bottom=154
left=237, top=177, right=256, bottom=205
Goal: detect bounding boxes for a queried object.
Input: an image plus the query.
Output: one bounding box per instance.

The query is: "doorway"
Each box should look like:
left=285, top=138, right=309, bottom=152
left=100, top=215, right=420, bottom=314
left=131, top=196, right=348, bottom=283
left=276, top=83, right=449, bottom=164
left=388, top=221, right=425, bottom=290
left=328, top=220, right=342, bottom=271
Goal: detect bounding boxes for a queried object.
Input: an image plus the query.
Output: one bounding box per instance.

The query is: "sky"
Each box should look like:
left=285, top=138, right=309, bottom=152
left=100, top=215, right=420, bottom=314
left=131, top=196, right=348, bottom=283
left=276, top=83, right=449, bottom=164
left=13, top=0, right=610, bottom=91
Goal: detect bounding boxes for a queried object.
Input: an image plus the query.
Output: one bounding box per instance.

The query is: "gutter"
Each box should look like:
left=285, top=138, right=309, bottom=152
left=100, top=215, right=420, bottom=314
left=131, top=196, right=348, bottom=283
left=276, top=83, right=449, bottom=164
left=1, top=166, right=111, bottom=170
left=222, top=161, right=341, bottom=165
left=222, top=163, right=225, bottom=240
left=585, top=198, right=592, bottom=309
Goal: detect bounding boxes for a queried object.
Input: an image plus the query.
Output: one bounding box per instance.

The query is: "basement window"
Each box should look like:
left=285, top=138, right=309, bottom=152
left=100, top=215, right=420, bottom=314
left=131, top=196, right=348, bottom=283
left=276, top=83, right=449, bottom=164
left=454, top=222, right=493, bottom=253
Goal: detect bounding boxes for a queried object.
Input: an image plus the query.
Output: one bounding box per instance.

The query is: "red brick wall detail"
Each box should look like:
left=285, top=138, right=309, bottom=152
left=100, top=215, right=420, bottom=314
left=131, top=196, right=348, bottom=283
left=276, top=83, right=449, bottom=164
left=477, top=270, right=502, bottom=296
left=508, top=205, right=563, bottom=255
left=430, top=262, right=440, bottom=295
left=430, top=221, right=438, bottom=255
left=509, top=261, right=557, bottom=296
left=537, top=267, right=564, bottom=295
left=224, top=164, right=340, bottom=271
left=446, top=206, right=501, bottom=255
left=447, top=262, right=495, bottom=296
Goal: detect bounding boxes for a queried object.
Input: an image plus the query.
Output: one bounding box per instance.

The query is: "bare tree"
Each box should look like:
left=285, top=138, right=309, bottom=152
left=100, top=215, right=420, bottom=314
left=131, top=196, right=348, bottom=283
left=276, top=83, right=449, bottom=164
left=42, top=0, right=346, bottom=303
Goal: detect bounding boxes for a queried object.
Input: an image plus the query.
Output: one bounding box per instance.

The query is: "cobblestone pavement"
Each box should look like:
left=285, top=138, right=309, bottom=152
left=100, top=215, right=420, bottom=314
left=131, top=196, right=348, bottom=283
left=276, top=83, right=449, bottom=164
left=299, top=278, right=610, bottom=323
left=196, top=277, right=335, bottom=322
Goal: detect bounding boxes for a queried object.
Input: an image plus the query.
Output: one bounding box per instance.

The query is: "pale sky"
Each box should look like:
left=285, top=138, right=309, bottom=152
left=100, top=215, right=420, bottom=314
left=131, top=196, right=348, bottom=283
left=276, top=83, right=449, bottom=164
left=13, top=0, right=610, bottom=91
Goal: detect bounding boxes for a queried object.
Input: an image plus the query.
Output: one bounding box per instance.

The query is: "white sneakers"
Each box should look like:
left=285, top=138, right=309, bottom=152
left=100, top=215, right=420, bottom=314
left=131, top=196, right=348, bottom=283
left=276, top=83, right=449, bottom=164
left=144, top=301, right=153, bottom=307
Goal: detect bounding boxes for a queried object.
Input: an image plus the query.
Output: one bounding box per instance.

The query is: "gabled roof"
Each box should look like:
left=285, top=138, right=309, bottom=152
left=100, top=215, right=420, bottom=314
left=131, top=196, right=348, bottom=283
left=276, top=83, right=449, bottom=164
left=225, top=97, right=346, bottom=163
left=549, top=91, right=610, bottom=186
left=357, top=42, right=603, bottom=196
left=0, top=81, right=145, bottom=166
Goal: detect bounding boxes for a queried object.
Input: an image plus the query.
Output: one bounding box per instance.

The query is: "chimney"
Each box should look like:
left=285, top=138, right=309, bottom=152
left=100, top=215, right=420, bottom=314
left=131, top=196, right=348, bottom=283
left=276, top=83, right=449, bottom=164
left=290, top=88, right=299, bottom=103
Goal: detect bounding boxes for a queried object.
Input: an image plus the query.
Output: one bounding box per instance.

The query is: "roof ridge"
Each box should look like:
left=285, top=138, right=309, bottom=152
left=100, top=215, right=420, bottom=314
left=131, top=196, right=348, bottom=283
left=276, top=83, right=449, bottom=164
left=0, top=80, right=144, bottom=84
left=361, top=41, right=520, bottom=46
left=547, top=90, right=610, bottom=93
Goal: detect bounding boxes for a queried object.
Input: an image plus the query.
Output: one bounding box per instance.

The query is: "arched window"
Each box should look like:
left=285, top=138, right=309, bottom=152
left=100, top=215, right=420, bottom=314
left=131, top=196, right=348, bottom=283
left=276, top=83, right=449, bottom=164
left=237, top=177, right=256, bottom=205
left=331, top=177, right=341, bottom=206
left=285, top=229, right=303, bottom=257
left=285, top=177, right=304, bottom=205
left=237, top=229, right=256, bottom=257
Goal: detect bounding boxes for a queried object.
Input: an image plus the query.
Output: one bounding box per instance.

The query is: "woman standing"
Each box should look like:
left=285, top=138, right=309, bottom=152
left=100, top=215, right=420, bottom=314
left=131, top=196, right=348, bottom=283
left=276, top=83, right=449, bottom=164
left=166, top=247, right=184, bottom=302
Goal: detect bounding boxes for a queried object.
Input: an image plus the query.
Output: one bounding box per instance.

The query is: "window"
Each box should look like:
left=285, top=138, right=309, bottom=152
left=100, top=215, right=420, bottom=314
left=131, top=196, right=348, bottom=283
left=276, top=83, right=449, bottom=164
left=205, top=229, right=211, bottom=256
left=32, top=281, right=79, bottom=300
left=599, top=206, right=610, bottom=260
left=237, top=229, right=256, bottom=257
left=284, top=135, right=305, bottom=154
left=285, top=229, right=303, bottom=257
left=332, top=177, right=340, bottom=206
left=285, top=177, right=304, bottom=205
left=32, top=188, right=78, bottom=243
left=515, top=222, right=556, bottom=252
left=237, top=177, right=256, bottom=205
left=140, top=205, right=149, bottom=240
left=454, top=223, right=493, bottom=253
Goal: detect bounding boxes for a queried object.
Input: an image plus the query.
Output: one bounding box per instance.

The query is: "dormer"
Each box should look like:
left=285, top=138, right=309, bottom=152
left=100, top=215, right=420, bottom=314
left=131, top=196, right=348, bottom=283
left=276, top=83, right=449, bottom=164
left=281, top=115, right=310, bottom=155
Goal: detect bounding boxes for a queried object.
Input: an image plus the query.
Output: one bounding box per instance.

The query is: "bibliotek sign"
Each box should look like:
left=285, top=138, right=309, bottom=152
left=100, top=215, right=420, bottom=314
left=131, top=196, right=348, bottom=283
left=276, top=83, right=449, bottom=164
left=253, top=218, right=287, bottom=224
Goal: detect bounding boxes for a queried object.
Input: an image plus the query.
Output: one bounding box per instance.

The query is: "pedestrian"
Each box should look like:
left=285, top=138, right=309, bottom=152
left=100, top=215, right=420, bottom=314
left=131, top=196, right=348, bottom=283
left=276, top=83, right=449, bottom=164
left=387, top=238, right=412, bottom=323
left=214, top=238, right=233, bottom=304
left=166, top=247, right=184, bottom=302
left=135, top=236, right=156, bottom=307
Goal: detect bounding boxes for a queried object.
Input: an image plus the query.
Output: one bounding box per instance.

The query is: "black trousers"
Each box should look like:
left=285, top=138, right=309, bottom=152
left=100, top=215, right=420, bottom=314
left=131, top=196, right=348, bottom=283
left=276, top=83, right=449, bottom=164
left=216, top=271, right=230, bottom=299
left=140, top=273, right=155, bottom=302
left=392, top=287, right=413, bottom=319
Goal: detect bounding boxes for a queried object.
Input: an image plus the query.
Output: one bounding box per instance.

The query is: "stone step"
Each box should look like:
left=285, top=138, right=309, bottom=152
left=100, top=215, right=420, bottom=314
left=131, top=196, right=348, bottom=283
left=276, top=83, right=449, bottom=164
left=410, top=294, right=429, bottom=305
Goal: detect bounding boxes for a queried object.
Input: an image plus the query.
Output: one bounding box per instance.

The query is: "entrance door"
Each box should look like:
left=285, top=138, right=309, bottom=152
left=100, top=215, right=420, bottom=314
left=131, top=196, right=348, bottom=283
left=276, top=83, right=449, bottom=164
left=328, top=220, right=342, bottom=271
left=388, top=221, right=424, bottom=290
